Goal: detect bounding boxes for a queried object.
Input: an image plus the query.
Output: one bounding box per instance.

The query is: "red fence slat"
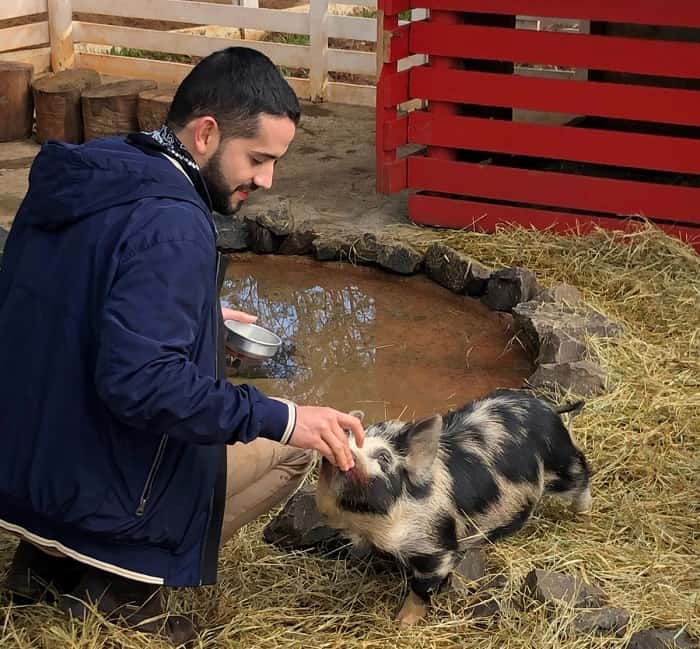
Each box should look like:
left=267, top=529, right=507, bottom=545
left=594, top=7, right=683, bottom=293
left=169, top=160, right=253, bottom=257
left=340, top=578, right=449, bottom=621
left=409, top=68, right=700, bottom=128
left=383, top=116, right=408, bottom=149
left=409, top=0, right=700, bottom=28
left=407, top=157, right=700, bottom=224
left=408, top=112, right=700, bottom=175
left=408, top=194, right=700, bottom=249
left=382, top=70, right=409, bottom=107
left=409, top=22, right=700, bottom=79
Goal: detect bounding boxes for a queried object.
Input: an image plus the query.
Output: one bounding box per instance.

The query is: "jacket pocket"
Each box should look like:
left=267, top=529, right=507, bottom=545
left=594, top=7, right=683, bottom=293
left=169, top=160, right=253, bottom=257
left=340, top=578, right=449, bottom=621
left=135, top=434, right=168, bottom=516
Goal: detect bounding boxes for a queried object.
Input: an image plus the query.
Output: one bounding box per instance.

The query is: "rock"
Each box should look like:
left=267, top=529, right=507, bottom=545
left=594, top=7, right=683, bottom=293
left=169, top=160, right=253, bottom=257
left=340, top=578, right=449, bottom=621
left=482, top=267, right=538, bottom=312
left=478, top=574, right=508, bottom=593
left=278, top=228, right=316, bottom=255
left=464, top=259, right=493, bottom=297
left=424, top=243, right=491, bottom=295
left=248, top=221, right=283, bottom=254
left=214, top=214, right=249, bottom=251
left=350, top=232, right=379, bottom=265
left=376, top=239, right=423, bottom=275
left=243, top=200, right=297, bottom=254
left=539, top=329, right=589, bottom=365
left=462, top=574, right=507, bottom=625
left=628, top=629, right=698, bottom=649
left=514, top=301, right=623, bottom=365
left=424, top=243, right=470, bottom=293
left=262, top=485, right=341, bottom=551
left=522, top=569, right=606, bottom=609
left=312, top=233, right=353, bottom=261
left=527, top=360, right=607, bottom=396
left=573, top=607, right=630, bottom=636
left=257, top=199, right=294, bottom=236
left=469, top=594, right=501, bottom=622
left=536, top=283, right=582, bottom=305
left=454, top=549, right=487, bottom=585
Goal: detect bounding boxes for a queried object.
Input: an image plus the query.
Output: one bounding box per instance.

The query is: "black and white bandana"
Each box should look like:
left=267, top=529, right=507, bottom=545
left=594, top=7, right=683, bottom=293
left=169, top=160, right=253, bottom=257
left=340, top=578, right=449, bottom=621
left=126, top=124, right=213, bottom=211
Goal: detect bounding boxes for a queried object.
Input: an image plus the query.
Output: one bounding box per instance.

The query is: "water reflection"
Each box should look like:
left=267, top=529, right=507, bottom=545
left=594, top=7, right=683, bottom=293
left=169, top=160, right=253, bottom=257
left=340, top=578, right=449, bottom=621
left=222, top=254, right=532, bottom=422
left=223, top=275, right=377, bottom=380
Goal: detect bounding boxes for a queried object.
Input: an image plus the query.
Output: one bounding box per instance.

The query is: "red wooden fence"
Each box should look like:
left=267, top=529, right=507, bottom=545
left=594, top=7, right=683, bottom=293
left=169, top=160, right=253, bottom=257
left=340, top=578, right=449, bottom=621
left=375, top=0, right=700, bottom=249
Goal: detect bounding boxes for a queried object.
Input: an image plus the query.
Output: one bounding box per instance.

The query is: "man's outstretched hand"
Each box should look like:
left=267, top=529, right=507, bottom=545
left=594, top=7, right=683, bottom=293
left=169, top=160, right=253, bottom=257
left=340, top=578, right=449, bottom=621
left=290, top=406, right=365, bottom=472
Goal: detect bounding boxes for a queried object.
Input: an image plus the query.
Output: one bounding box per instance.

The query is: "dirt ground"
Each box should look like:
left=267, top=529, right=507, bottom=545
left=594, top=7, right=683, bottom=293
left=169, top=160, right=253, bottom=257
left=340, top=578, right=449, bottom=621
left=0, top=100, right=408, bottom=232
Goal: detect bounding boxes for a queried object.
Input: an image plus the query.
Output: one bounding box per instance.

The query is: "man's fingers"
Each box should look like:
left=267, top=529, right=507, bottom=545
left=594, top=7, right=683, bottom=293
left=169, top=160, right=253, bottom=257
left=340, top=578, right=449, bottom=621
left=322, top=425, right=352, bottom=471
left=316, top=440, right=335, bottom=466
left=331, top=422, right=354, bottom=469
left=338, top=412, right=365, bottom=448
left=221, top=307, right=258, bottom=323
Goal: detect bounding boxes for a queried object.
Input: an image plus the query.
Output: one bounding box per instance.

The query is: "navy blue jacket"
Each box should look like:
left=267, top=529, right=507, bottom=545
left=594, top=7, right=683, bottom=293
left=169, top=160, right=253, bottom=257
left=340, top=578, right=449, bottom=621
left=0, top=138, right=292, bottom=586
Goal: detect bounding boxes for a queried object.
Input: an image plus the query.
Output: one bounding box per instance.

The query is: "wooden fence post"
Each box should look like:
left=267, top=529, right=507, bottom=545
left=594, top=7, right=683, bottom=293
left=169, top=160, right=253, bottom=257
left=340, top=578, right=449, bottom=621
left=309, top=0, right=329, bottom=102
left=48, top=0, right=74, bottom=72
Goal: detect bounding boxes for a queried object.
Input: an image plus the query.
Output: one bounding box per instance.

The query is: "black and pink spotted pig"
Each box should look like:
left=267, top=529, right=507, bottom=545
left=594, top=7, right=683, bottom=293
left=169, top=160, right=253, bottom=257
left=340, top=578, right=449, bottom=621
left=316, top=388, right=592, bottom=625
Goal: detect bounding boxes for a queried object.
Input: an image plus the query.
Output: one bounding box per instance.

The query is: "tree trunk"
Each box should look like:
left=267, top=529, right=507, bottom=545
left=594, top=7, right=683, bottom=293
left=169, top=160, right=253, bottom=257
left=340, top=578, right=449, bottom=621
left=33, top=68, right=101, bottom=144
left=0, top=62, right=34, bottom=142
left=137, top=85, right=178, bottom=132
left=81, top=79, right=157, bottom=141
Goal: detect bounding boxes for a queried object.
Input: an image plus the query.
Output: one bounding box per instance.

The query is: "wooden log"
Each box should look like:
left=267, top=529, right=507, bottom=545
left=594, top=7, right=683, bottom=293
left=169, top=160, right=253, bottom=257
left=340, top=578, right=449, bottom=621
left=48, top=0, right=75, bottom=72
left=137, top=85, right=178, bottom=132
left=0, top=62, right=34, bottom=142
left=81, top=79, right=157, bottom=141
left=33, top=68, right=101, bottom=144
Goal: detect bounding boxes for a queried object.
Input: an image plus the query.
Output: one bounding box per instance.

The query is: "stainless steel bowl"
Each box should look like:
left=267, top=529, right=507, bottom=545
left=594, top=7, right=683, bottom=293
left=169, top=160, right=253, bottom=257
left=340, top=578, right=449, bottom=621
left=224, top=321, right=282, bottom=360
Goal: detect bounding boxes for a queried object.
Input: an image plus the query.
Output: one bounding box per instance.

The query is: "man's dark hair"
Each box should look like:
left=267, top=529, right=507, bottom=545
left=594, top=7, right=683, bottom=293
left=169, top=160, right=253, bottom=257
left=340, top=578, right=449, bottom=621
left=167, top=47, right=301, bottom=139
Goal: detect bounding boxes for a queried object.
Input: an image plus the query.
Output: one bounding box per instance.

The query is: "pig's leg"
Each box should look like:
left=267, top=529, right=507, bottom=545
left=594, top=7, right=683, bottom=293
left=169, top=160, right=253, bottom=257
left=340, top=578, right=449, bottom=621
left=561, top=452, right=593, bottom=514
left=569, top=483, right=592, bottom=514
left=396, top=552, right=457, bottom=626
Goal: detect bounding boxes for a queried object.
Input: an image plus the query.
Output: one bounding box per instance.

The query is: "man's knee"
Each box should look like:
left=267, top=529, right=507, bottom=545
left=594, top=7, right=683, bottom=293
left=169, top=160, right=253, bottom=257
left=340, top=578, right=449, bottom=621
left=281, top=447, right=315, bottom=479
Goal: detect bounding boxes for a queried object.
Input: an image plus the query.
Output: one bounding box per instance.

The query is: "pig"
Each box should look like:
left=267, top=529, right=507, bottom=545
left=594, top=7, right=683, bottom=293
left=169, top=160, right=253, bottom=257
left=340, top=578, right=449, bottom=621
left=315, top=388, right=592, bottom=625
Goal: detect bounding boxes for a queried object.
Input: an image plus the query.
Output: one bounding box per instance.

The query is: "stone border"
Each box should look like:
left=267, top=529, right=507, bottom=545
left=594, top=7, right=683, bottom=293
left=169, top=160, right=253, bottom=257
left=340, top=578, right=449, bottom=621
left=0, top=208, right=622, bottom=397
left=216, top=201, right=624, bottom=397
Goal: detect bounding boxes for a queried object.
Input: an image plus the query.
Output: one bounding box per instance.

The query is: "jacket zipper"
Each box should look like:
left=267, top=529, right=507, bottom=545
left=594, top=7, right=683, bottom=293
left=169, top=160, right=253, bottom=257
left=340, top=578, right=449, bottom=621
left=199, top=251, right=223, bottom=583
left=135, top=434, right=169, bottom=516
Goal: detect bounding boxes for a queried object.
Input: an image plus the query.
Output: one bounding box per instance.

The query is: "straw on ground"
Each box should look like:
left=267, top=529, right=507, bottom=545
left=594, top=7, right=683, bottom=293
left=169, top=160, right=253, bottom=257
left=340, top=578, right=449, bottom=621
left=1, top=223, right=698, bottom=648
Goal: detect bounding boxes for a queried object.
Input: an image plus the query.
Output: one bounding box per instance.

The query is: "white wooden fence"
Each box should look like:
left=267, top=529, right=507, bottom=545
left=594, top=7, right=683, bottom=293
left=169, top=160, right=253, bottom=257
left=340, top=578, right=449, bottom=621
left=0, top=0, right=52, bottom=74
left=1, top=0, right=398, bottom=106
left=0, top=1, right=580, bottom=107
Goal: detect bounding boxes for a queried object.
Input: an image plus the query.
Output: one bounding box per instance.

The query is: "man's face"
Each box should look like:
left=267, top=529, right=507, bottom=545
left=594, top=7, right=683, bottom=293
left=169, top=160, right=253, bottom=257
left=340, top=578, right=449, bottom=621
left=201, top=113, right=296, bottom=216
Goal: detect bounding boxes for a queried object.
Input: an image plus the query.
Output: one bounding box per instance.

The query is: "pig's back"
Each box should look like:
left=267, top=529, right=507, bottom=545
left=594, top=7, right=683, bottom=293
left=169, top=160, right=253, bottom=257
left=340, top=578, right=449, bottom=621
left=439, top=390, right=570, bottom=541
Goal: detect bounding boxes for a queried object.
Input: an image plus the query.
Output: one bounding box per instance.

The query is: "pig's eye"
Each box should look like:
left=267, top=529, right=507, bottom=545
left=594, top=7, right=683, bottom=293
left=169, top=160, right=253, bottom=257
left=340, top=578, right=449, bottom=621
left=375, top=451, right=392, bottom=470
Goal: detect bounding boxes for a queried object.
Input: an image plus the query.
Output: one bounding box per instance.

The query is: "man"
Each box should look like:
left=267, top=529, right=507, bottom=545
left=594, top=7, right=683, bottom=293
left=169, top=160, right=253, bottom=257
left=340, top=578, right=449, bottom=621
left=0, top=47, right=363, bottom=645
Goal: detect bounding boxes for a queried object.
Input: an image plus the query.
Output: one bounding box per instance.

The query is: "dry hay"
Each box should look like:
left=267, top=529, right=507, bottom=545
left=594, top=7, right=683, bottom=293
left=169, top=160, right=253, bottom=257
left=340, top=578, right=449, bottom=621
left=1, top=222, right=698, bottom=648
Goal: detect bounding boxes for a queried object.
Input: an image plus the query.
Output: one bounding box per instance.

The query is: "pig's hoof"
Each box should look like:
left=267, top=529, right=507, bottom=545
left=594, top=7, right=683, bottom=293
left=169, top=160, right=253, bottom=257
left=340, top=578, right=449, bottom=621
left=396, top=592, right=427, bottom=627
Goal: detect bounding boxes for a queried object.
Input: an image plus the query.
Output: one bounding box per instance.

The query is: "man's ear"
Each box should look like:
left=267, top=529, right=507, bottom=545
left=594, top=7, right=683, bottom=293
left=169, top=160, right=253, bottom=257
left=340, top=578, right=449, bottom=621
left=187, top=115, right=220, bottom=160
left=402, top=414, right=442, bottom=481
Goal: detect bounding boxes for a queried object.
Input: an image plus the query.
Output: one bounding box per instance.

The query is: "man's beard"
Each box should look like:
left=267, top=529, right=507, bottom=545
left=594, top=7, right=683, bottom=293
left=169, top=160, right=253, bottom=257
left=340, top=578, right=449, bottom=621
left=201, top=147, right=256, bottom=216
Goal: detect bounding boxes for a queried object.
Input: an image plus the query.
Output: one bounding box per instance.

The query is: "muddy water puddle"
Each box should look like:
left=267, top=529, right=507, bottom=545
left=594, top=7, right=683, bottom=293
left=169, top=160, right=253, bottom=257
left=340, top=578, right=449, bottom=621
left=222, top=254, right=533, bottom=423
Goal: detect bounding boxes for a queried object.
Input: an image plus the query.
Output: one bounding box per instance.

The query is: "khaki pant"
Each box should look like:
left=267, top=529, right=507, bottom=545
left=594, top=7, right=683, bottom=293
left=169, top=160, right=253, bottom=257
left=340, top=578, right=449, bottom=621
left=220, top=440, right=314, bottom=544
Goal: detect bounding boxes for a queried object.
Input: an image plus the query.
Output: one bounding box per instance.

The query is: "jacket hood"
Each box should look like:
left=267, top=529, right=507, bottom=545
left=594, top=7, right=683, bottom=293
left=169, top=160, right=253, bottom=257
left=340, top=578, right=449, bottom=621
left=21, top=138, right=210, bottom=231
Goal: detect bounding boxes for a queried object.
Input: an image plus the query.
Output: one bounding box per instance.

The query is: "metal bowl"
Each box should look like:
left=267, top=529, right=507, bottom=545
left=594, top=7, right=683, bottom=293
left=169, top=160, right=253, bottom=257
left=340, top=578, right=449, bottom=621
left=224, top=320, right=282, bottom=360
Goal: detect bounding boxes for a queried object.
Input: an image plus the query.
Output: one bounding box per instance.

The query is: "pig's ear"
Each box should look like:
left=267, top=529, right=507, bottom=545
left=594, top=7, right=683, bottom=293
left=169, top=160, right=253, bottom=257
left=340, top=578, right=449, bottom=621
left=349, top=410, right=365, bottom=422
left=403, top=414, right=442, bottom=480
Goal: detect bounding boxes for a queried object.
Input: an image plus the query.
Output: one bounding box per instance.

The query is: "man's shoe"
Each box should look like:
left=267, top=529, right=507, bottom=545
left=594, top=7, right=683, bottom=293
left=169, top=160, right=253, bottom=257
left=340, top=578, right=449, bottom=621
left=57, top=566, right=198, bottom=648
left=4, top=540, right=85, bottom=605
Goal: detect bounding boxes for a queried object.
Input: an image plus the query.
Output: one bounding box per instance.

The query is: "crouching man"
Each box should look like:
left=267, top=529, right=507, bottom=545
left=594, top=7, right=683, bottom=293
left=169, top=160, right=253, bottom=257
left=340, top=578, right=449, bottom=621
left=0, top=46, right=363, bottom=646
